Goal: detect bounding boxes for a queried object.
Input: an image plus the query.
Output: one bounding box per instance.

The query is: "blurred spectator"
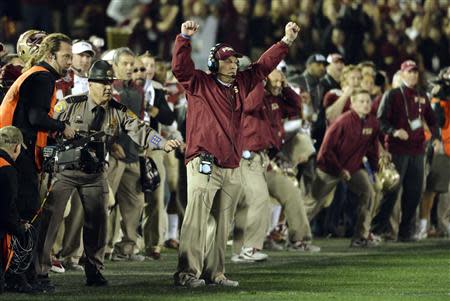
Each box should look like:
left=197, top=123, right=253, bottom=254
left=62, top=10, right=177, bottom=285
left=183, top=0, right=218, bottom=70
left=20, top=0, right=53, bottom=33
left=217, top=0, right=251, bottom=54
left=338, top=1, right=373, bottom=64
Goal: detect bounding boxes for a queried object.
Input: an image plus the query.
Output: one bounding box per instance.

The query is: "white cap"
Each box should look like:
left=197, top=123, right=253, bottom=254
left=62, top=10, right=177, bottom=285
left=101, top=49, right=116, bottom=63
left=72, top=41, right=95, bottom=55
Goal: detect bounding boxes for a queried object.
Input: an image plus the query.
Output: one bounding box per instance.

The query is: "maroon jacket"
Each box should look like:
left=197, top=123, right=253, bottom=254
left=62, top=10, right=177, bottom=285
left=242, top=84, right=301, bottom=152
left=377, top=85, right=436, bottom=155
left=317, top=110, right=380, bottom=176
left=172, top=35, right=289, bottom=167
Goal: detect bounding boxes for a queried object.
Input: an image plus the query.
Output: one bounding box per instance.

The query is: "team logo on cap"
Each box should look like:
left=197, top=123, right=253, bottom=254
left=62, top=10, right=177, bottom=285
left=221, top=47, right=234, bottom=53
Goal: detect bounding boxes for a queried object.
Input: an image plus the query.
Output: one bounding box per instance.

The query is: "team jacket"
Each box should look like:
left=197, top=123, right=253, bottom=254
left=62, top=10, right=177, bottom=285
left=377, top=85, right=436, bottom=155
left=243, top=83, right=302, bottom=152
left=172, top=35, right=289, bottom=168
left=317, top=110, right=380, bottom=176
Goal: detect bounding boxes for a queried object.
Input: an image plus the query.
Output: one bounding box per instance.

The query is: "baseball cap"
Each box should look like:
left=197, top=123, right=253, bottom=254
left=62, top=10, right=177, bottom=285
left=326, top=53, right=343, bottom=64
left=400, top=60, right=418, bottom=72
left=215, top=44, right=243, bottom=61
left=72, top=41, right=95, bottom=56
left=306, top=54, right=327, bottom=65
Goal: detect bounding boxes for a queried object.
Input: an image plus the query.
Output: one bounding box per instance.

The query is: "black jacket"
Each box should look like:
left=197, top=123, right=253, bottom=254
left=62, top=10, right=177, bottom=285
left=149, top=88, right=176, bottom=132
left=13, top=62, right=66, bottom=155
left=0, top=149, right=24, bottom=238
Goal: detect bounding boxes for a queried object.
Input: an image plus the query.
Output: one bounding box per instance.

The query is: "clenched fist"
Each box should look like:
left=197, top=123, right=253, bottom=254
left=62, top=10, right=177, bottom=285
left=284, top=22, right=300, bottom=43
left=181, top=20, right=199, bottom=37
left=164, top=139, right=182, bottom=152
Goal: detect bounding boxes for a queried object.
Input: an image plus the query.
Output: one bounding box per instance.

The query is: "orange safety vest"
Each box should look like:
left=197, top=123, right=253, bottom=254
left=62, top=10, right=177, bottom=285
left=0, top=66, right=57, bottom=171
left=433, top=98, right=450, bottom=157
left=0, top=157, right=14, bottom=272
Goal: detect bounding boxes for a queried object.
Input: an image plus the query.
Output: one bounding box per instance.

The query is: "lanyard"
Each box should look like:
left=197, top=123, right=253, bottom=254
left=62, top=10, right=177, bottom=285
left=399, top=86, right=422, bottom=120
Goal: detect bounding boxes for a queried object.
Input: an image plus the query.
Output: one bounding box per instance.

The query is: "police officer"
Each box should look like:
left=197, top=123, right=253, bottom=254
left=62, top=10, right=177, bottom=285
left=35, top=60, right=180, bottom=287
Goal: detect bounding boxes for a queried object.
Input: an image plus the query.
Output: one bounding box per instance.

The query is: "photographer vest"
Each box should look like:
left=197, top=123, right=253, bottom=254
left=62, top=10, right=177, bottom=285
left=0, top=66, right=57, bottom=171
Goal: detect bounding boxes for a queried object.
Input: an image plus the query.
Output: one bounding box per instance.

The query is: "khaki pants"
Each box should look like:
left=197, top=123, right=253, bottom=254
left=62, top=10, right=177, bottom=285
left=437, top=190, right=450, bottom=233
left=266, top=169, right=312, bottom=242
left=175, top=157, right=243, bottom=284
left=311, top=168, right=374, bottom=239
left=107, top=157, right=145, bottom=255
left=233, top=153, right=270, bottom=253
left=36, top=170, right=109, bottom=275
left=143, top=150, right=167, bottom=253
left=60, top=192, right=84, bottom=264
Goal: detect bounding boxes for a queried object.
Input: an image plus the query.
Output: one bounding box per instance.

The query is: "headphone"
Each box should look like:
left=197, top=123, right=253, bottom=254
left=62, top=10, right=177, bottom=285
left=207, top=43, right=224, bottom=73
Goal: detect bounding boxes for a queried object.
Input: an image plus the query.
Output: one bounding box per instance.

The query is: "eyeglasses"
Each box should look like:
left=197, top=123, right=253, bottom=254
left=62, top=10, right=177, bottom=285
left=133, top=67, right=146, bottom=73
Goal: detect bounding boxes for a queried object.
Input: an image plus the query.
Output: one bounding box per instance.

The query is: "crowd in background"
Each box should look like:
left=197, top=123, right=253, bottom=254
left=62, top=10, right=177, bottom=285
left=1, top=0, right=449, bottom=79
left=0, top=0, right=449, bottom=294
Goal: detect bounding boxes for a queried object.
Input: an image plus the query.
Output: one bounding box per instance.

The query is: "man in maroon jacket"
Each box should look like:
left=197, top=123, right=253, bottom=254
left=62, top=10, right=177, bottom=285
left=311, top=89, right=380, bottom=247
left=373, top=60, right=437, bottom=241
left=232, top=69, right=319, bottom=263
left=172, top=20, right=300, bottom=288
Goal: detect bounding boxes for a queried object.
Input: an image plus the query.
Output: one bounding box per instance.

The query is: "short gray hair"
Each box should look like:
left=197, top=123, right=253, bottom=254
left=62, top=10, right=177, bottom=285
left=113, top=47, right=135, bottom=66
left=0, top=126, right=23, bottom=151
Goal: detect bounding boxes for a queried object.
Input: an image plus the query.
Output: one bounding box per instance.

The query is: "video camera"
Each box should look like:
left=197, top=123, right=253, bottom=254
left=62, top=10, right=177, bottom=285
left=42, top=131, right=106, bottom=174
left=430, top=67, right=450, bottom=101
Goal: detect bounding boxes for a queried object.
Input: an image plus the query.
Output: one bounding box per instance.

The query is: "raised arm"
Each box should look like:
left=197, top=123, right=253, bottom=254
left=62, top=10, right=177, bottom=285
left=240, top=22, right=300, bottom=90
left=171, top=21, right=200, bottom=91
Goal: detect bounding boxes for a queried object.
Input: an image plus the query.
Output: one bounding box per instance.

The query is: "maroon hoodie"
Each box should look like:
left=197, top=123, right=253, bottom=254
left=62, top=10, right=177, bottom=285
left=172, top=35, right=289, bottom=168
left=317, top=110, right=380, bottom=176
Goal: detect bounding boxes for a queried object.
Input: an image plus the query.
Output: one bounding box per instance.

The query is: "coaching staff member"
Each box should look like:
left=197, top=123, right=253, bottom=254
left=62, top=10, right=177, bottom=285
left=172, top=20, right=300, bottom=288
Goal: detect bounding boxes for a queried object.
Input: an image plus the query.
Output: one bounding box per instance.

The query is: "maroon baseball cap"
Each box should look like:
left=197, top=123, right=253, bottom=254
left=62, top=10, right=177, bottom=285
left=400, top=60, right=418, bottom=72
left=215, top=44, right=243, bottom=61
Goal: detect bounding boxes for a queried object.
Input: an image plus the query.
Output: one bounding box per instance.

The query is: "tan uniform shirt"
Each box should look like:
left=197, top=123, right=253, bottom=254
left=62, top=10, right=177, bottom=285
left=53, top=94, right=167, bottom=150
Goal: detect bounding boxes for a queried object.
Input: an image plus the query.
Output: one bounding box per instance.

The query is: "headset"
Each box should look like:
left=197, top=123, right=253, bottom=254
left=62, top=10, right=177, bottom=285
left=207, top=43, right=224, bottom=73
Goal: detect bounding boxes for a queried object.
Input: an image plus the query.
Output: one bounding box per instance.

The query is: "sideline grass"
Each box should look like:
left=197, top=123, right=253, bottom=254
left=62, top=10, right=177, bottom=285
left=3, top=238, right=449, bottom=301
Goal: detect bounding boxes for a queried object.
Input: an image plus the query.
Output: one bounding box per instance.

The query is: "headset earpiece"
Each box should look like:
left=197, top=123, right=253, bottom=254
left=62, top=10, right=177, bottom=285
left=207, top=43, right=223, bottom=73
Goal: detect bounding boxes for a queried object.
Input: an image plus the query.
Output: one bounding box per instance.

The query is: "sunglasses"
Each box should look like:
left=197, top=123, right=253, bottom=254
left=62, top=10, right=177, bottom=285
left=133, top=67, right=146, bottom=73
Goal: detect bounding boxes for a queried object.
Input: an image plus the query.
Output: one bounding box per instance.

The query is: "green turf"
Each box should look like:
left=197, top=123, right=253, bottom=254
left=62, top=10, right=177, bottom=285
left=3, top=238, right=450, bottom=301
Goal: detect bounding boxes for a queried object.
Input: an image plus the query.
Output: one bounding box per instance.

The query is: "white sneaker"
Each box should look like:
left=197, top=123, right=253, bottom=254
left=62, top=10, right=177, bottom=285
left=415, top=227, right=428, bottom=240
left=238, top=247, right=268, bottom=262
left=50, top=259, right=65, bottom=273
left=214, top=278, right=239, bottom=287
left=288, top=241, right=321, bottom=252
left=231, top=254, right=246, bottom=263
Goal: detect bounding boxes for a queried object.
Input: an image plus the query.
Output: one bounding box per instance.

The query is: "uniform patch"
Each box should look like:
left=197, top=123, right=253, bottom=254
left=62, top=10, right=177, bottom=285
left=127, top=110, right=137, bottom=119
left=362, top=128, right=373, bottom=135
left=54, top=100, right=68, bottom=113
left=150, top=135, right=162, bottom=146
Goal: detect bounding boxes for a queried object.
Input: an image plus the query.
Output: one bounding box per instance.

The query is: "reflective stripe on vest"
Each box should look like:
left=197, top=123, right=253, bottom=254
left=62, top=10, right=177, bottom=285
left=0, top=66, right=57, bottom=171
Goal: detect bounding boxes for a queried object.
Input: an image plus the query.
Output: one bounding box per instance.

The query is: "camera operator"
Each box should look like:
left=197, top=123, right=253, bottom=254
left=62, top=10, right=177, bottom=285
left=35, top=60, right=180, bottom=288
left=416, top=66, right=450, bottom=239
left=0, top=33, right=76, bottom=293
